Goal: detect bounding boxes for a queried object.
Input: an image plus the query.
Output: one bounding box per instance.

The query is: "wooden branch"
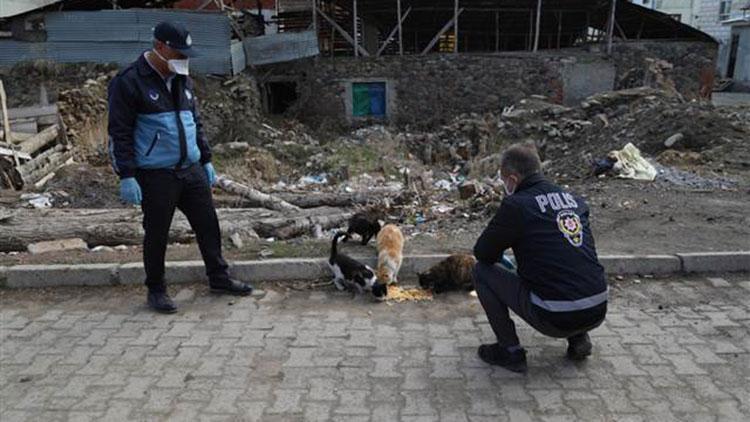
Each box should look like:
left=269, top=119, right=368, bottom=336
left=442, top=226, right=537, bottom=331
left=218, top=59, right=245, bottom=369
left=216, top=175, right=301, bottom=212
left=376, top=6, right=412, bottom=57
left=316, top=6, right=370, bottom=56
left=421, top=8, right=465, bottom=55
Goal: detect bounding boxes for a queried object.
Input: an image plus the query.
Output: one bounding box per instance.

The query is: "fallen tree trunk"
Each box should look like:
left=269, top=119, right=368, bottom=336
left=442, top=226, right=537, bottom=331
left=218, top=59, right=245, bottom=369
left=216, top=175, right=301, bottom=213
left=0, top=207, right=352, bottom=251
left=18, top=124, right=59, bottom=155
left=276, top=189, right=401, bottom=208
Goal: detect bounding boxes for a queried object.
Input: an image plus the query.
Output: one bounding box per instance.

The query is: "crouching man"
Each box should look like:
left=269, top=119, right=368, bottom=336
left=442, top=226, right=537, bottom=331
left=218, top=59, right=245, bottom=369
left=472, top=143, right=607, bottom=373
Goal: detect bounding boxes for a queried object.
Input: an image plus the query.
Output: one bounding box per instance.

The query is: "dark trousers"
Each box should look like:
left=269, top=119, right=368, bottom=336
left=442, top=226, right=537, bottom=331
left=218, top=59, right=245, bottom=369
left=136, top=164, right=229, bottom=292
left=472, top=262, right=598, bottom=348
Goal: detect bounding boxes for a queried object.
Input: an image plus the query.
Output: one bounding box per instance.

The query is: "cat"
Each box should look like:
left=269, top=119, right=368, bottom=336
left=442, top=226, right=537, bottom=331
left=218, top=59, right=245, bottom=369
left=328, top=231, right=387, bottom=299
left=418, top=254, right=477, bottom=294
left=376, top=224, right=404, bottom=285
left=345, top=211, right=382, bottom=245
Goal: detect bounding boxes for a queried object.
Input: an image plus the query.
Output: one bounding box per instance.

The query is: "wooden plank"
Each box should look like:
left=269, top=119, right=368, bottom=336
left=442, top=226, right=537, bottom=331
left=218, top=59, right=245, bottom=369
left=315, top=6, right=370, bottom=57
left=6, top=104, right=58, bottom=121
left=421, top=8, right=465, bottom=55
left=533, top=0, right=542, bottom=52
left=353, top=0, right=358, bottom=57
left=398, top=0, right=404, bottom=55
left=376, top=6, right=412, bottom=57
left=606, top=0, right=617, bottom=54
left=0, top=147, right=32, bottom=161
left=454, top=0, right=459, bottom=53
left=0, top=79, right=18, bottom=167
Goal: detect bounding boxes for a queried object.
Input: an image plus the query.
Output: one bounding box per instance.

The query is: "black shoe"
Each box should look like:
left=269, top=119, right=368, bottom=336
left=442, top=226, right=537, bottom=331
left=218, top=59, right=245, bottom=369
left=147, top=291, right=177, bottom=314
left=477, top=343, right=528, bottom=373
left=567, top=333, right=593, bottom=361
left=209, top=279, right=254, bottom=296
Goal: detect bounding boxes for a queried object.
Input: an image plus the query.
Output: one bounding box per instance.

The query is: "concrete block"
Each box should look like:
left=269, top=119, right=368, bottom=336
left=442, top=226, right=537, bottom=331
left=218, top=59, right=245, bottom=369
left=231, top=259, right=330, bottom=282
left=677, top=251, right=750, bottom=273
left=117, top=262, right=144, bottom=285
left=27, top=238, right=88, bottom=255
left=165, top=261, right=206, bottom=284
left=117, top=261, right=206, bottom=285
left=6, top=264, right=116, bottom=288
left=600, top=255, right=682, bottom=275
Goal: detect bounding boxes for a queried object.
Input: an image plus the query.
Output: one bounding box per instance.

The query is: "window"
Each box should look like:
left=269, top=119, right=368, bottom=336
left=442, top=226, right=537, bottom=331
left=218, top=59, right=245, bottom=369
left=720, top=0, right=732, bottom=20
left=352, top=82, right=386, bottom=117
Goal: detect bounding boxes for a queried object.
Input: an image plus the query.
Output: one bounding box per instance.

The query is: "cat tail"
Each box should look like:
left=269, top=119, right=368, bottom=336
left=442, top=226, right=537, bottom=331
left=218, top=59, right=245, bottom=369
left=331, top=231, right=348, bottom=262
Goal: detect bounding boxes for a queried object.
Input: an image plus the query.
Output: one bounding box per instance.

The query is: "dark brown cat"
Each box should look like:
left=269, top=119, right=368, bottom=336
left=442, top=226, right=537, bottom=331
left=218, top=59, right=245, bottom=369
left=418, top=254, right=477, bottom=294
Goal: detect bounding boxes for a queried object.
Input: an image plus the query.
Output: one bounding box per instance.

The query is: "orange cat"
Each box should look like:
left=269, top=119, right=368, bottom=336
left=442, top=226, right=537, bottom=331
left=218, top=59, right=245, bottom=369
left=376, top=224, right=404, bottom=285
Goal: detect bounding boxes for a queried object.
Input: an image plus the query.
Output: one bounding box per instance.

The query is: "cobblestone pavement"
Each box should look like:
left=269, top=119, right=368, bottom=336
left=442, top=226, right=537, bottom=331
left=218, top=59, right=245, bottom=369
left=1, top=274, right=749, bottom=421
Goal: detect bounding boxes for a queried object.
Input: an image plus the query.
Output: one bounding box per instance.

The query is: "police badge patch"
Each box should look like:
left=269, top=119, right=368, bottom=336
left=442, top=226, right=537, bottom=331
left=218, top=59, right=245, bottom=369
left=557, top=210, right=583, bottom=247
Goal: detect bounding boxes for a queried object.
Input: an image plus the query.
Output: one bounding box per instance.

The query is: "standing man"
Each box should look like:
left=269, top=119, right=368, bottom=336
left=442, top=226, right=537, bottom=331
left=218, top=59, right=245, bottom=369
left=472, top=143, right=607, bottom=373
left=108, top=21, right=253, bottom=313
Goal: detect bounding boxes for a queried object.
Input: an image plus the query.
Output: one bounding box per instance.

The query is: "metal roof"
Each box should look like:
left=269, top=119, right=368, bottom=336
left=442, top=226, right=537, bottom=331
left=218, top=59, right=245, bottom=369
left=0, top=9, right=237, bottom=74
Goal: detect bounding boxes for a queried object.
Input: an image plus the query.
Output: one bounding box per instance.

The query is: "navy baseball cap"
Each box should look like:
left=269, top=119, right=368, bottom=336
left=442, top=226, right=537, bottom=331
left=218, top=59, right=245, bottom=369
left=153, top=21, right=197, bottom=57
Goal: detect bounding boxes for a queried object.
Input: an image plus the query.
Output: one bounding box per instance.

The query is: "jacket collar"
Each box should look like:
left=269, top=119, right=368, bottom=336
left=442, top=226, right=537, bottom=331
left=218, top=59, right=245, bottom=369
left=136, top=52, right=155, bottom=77
left=515, top=173, right=545, bottom=193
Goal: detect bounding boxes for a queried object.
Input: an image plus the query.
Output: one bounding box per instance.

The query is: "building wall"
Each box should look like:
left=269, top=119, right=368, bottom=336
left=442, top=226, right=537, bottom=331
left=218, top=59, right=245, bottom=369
left=262, top=41, right=716, bottom=128
left=631, top=0, right=701, bottom=25
left=611, top=41, right=718, bottom=98
left=730, top=25, right=750, bottom=87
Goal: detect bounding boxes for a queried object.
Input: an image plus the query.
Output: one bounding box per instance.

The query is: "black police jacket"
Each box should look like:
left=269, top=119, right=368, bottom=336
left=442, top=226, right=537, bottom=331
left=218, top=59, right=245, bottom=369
left=474, top=173, right=607, bottom=329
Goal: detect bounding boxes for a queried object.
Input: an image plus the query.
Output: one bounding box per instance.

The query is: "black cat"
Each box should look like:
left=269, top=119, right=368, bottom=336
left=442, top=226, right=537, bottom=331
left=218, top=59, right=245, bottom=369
left=345, top=212, right=382, bottom=245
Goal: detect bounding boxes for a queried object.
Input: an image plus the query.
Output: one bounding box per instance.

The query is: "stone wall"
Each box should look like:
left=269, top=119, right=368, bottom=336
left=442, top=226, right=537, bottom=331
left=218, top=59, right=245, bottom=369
left=610, top=41, right=718, bottom=99
left=267, top=54, right=567, bottom=129
left=263, top=41, right=717, bottom=128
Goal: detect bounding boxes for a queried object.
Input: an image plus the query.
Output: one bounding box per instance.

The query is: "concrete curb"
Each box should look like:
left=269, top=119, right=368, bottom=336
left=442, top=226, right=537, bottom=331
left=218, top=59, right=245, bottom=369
left=1, top=252, right=749, bottom=289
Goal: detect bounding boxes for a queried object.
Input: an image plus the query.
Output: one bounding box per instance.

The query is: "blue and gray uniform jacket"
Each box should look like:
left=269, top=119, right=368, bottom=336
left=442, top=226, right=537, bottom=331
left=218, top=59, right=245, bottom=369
left=474, top=173, right=607, bottom=330
left=108, top=53, right=211, bottom=179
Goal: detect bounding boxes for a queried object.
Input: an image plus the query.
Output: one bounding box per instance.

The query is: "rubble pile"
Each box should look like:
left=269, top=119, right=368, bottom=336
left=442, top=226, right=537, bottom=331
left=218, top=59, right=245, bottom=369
left=195, top=73, right=264, bottom=145
left=58, top=72, right=116, bottom=165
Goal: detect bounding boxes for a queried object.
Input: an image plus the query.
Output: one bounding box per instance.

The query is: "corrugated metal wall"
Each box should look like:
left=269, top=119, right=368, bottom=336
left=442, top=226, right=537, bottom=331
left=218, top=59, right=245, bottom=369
left=0, top=9, right=242, bottom=75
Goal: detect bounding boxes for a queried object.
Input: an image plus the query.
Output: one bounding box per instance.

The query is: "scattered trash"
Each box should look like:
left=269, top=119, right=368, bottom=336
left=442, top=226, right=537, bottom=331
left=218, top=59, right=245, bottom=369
left=91, top=245, right=114, bottom=253
left=607, top=143, right=658, bottom=181
left=20, top=193, right=53, bottom=209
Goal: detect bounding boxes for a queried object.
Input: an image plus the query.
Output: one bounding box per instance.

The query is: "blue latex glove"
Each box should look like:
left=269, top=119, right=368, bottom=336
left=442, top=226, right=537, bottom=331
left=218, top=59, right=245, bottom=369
left=203, top=163, right=217, bottom=187
left=120, top=177, right=142, bottom=205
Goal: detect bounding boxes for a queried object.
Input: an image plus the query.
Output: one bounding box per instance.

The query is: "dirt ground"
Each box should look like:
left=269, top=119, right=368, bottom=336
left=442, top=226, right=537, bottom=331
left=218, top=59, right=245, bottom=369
left=2, top=178, right=748, bottom=267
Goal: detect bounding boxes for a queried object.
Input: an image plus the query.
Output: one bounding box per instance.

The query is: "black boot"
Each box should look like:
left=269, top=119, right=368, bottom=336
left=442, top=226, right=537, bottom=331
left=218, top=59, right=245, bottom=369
left=147, top=290, right=177, bottom=314
left=477, top=343, right=528, bottom=373
left=567, top=332, right=593, bottom=361
left=209, top=279, right=254, bottom=296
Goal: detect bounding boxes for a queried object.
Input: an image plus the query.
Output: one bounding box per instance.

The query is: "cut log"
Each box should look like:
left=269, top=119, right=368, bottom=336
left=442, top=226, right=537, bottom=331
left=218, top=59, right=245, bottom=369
left=276, top=189, right=400, bottom=208
left=0, top=207, right=352, bottom=251
left=216, top=175, right=301, bottom=212
left=18, top=124, right=59, bottom=155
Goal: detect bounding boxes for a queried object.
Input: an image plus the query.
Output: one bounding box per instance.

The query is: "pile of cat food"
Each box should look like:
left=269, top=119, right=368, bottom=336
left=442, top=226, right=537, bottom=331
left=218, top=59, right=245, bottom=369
left=386, top=285, right=433, bottom=303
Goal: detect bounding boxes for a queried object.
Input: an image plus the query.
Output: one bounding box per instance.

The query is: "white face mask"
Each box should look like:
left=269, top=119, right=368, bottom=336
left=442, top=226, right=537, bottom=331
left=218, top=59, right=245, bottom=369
left=153, top=49, right=189, bottom=76
left=502, top=176, right=516, bottom=196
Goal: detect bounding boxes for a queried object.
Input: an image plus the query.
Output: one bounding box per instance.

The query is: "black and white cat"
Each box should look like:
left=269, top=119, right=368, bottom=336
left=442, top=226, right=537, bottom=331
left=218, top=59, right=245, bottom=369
left=329, top=232, right=387, bottom=299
